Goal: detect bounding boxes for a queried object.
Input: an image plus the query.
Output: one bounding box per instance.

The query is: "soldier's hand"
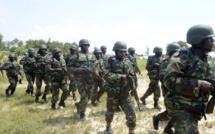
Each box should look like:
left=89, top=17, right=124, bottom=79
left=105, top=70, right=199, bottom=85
left=154, top=63, right=160, bottom=67
left=55, top=68, right=63, bottom=72
left=76, top=68, right=85, bottom=73
left=121, top=75, right=127, bottom=81
left=200, top=80, right=214, bottom=92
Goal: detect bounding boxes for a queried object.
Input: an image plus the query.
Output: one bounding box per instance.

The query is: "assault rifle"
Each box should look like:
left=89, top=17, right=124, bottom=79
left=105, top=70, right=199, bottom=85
left=205, top=78, right=215, bottom=114
left=123, top=64, right=142, bottom=111
left=81, top=66, right=103, bottom=81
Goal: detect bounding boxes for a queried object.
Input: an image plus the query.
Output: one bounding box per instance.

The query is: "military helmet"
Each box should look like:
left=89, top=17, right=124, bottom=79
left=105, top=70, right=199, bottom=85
left=70, top=44, right=78, bottom=50
left=28, top=48, right=35, bottom=53
left=79, top=39, right=90, bottom=47
left=166, top=43, right=181, bottom=54
left=128, top=47, right=136, bottom=53
left=112, top=41, right=127, bottom=51
left=100, top=45, right=107, bottom=50
left=93, top=47, right=102, bottom=54
left=187, top=24, right=215, bottom=44
left=153, top=46, right=163, bottom=53
left=39, top=45, right=47, bottom=50
left=52, top=47, right=61, bottom=56
left=8, top=53, right=16, bottom=58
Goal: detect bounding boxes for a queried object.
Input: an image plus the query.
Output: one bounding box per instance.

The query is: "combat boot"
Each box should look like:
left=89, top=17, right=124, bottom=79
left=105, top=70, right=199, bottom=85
left=154, top=101, right=161, bottom=110
left=75, top=102, right=80, bottom=113
left=72, top=93, right=77, bottom=100
left=153, top=115, right=159, bottom=130
left=97, top=93, right=101, bottom=103
left=31, top=91, right=34, bottom=97
left=106, top=126, right=113, bottom=134
left=92, top=101, right=97, bottom=107
left=80, top=113, right=86, bottom=121
left=59, top=100, right=66, bottom=108
left=26, top=88, right=30, bottom=94
left=163, top=121, right=174, bottom=134
left=42, top=94, right=48, bottom=102
left=5, top=89, right=9, bottom=97
left=35, top=96, right=39, bottom=103
left=51, top=103, right=56, bottom=110
left=140, top=97, right=146, bottom=105
left=129, top=127, right=135, bottom=134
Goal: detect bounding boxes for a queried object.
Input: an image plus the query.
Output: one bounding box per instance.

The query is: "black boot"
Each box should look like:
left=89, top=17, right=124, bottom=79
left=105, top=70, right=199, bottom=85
left=153, top=115, right=159, bottom=130
left=163, top=121, right=174, bottom=134
left=106, top=126, right=113, bottom=134
left=80, top=113, right=86, bottom=121
left=75, top=102, right=80, bottom=113
left=51, top=103, right=56, bottom=110
left=140, top=97, right=146, bottom=105
left=59, top=100, right=66, bottom=108
left=72, top=93, right=77, bottom=101
left=5, top=89, right=9, bottom=97
left=154, top=101, right=161, bottom=110
left=26, top=88, right=30, bottom=94
left=92, top=101, right=97, bottom=107
left=42, top=94, right=48, bottom=102
left=35, top=96, right=39, bottom=103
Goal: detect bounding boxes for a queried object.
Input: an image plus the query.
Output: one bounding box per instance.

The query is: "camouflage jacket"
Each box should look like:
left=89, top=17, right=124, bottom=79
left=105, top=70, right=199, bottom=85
left=127, top=54, right=140, bottom=74
left=146, top=55, right=161, bottom=80
left=159, top=57, right=171, bottom=96
left=34, top=54, right=51, bottom=75
left=1, top=61, right=21, bottom=76
left=102, top=53, right=110, bottom=68
left=104, top=56, right=135, bottom=93
left=68, top=50, right=96, bottom=80
left=20, top=56, right=36, bottom=73
left=47, top=58, right=67, bottom=83
left=65, top=53, right=77, bottom=65
left=95, top=58, right=106, bottom=77
left=163, top=47, right=211, bottom=115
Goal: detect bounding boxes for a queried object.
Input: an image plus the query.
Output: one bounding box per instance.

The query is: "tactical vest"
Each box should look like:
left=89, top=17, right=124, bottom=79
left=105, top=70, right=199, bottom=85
left=4, top=61, right=20, bottom=76
left=35, top=54, right=51, bottom=74
left=50, top=58, right=67, bottom=82
left=146, top=55, right=161, bottom=80
left=20, top=56, right=36, bottom=73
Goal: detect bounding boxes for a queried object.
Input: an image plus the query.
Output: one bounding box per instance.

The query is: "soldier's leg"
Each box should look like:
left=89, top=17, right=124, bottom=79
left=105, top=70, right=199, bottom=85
left=91, top=79, right=98, bottom=106
left=69, top=79, right=77, bottom=100
left=97, top=79, right=105, bottom=103
left=153, top=80, right=161, bottom=109
left=171, top=110, right=199, bottom=134
left=35, top=74, right=42, bottom=102
left=11, top=76, right=18, bottom=95
left=120, top=93, right=136, bottom=134
left=105, top=92, right=119, bottom=134
left=42, top=75, right=51, bottom=101
left=59, top=83, right=69, bottom=107
left=51, top=83, right=60, bottom=110
left=140, top=79, right=155, bottom=104
left=6, top=76, right=17, bottom=96
left=153, top=110, right=171, bottom=130
left=26, top=73, right=34, bottom=94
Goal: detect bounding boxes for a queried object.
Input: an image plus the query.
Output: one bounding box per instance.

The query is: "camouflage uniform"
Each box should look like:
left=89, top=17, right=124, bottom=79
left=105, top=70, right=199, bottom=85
left=140, top=51, right=162, bottom=108
left=164, top=24, right=215, bottom=134
left=104, top=41, right=136, bottom=134
left=34, top=47, right=51, bottom=102
left=47, top=48, right=69, bottom=109
left=1, top=54, right=21, bottom=96
left=20, top=49, right=36, bottom=95
left=68, top=39, right=96, bottom=120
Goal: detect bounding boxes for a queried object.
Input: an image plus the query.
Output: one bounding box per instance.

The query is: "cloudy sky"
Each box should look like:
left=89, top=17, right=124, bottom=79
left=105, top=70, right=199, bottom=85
left=1, top=0, right=215, bottom=54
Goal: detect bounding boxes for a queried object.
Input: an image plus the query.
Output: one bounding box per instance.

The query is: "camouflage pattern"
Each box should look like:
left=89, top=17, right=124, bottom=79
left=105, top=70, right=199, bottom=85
left=48, top=58, right=69, bottom=104
left=104, top=56, right=136, bottom=128
left=163, top=47, right=211, bottom=134
left=34, top=53, right=51, bottom=97
left=91, top=58, right=106, bottom=103
left=141, top=55, right=161, bottom=102
left=68, top=51, right=96, bottom=114
left=20, top=54, right=36, bottom=94
left=1, top=60, right=21, bottom=95
left=127, top=54, right=139, bottom=89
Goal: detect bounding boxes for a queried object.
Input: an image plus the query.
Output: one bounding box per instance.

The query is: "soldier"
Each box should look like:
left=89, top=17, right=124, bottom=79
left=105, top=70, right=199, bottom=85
left=46, top=47, right=70, bottom=110
left=91, top=47, right=106, bottom=106
left=0, top=53, right=21, bottom=96
left=34, top=45, right=51, bottom=103
left=104, top=41, right=136, bottom=134
left=152, top=43, right=181, bottom=133
left=68, top=39, right=96, bottom=120
left=163, top=24, right=215, bottom=133
left=100, top=45, right=110, bottom=67
left=140, top=46, right=163, bottom=110
left=20, top=48, right=36, bottom=96
left=65, top=43, right=78, bottom=100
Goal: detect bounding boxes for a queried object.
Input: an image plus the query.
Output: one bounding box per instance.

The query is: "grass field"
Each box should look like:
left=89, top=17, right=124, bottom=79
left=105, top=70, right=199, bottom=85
left=0, top=58, right=215, bottom=134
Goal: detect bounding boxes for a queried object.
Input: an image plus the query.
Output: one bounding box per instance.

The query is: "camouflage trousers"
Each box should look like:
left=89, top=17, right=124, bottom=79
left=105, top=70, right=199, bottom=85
left=6, top=75, right=18, bottom=94
left=69, top=78, right=77, bottom=93
left=51, top=82, right=69, bottom=104
left=105, top=91, right=136, bottom=128
left=169, top=109, right=199, bottom=134
left=141, top=79, right=160, bottom=101
left=25, top=72, right=35, bottom=93
left=91, top=78, right=105, bottom=102
left=35, top=74, right=51, bottom=97
left=76, top=78, right=93, bottom=114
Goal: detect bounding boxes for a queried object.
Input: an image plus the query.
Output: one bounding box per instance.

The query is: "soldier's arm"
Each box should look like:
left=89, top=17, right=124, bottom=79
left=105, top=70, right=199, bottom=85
left=145, top=57, right=159, bottom=70
left=163, top=58, right=200, bottom=98
left=19, top=57, right=26, bottom=65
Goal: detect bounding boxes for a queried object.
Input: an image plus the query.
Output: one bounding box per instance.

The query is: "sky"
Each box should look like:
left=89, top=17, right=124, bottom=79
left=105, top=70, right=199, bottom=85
left=1, top=0, right=215, bottom=54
